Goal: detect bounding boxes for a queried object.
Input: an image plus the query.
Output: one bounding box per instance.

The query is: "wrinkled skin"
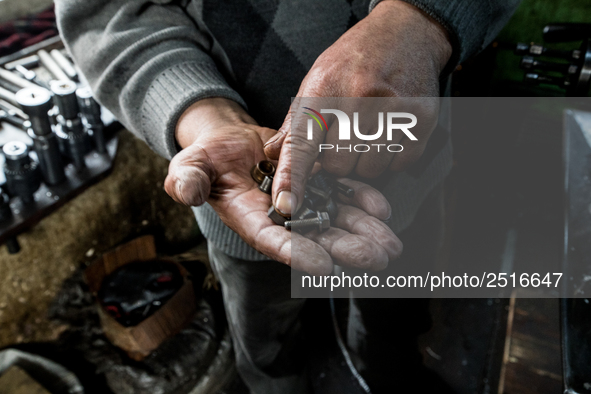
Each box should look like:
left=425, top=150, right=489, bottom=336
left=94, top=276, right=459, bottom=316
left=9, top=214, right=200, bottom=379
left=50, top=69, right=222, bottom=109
left=164, top=1, right=451, bottom=275
left=265, top=0, right=452, bottom=216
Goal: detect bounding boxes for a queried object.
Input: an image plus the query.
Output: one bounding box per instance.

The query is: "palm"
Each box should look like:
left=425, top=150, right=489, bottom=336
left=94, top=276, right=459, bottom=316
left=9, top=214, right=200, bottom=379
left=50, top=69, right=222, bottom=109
left=166, top=124, right=401, bottom=275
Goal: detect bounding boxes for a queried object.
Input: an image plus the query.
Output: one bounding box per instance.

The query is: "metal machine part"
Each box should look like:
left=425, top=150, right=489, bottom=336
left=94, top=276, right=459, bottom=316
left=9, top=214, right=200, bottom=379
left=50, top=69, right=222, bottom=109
left=38, top=49, right=71, bottom=82
left=0, top=98, right=28, bottom=119
left=268, top=206, right=290, bottom=226
left=515, top=23, right=591, bottom=96
left=76, top=86, right=106, bottom=153
left=14, top=64, right=50, bottom=90
left=16, top=87, right=66, bottom=185
left=50, top=49, right=78, bottom=81
left=251, top=160, right=276, bottom=184
left=51, top=80, right=89, bottom=170
left=0, top=109, right=26, bottom=129
left=285, top=211, right=330, bottom=232
left=0, top=68, right=40, bottom=90
left=0, top=192, right=20, bottom=254
left=2, top=141, right=42, bottom=205
left=0, top=85, right=18, bottom=106
left=259, top=175, right=273, bottom=194
left=4, top=55, right=40, bottom=71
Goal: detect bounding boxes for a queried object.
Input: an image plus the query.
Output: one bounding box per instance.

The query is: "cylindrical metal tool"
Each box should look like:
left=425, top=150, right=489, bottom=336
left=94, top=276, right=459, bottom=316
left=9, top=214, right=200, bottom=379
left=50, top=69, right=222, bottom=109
left=50, top=49, right=78, bottom=81
left=16, top=87, right=66, bottom=185
left=0, top=191, right=19, bottom=254
left=0, top=85, right=18, bottom=106
left=14, top=65, right=50, bottom=90
left=0, top=98, right=28, bottom=119
left=0, top=109, right=27, bottom=130
left=38, top=49, right=71, bottom=82
left=5, top=55, right=39, bottom=71
left=0, top=68, right=39, bottom=90
left=51, top=80, right=89, bottom=169
left=2, top=141, right=42, bottom=205
left=76, top=86, right=106, bottom=153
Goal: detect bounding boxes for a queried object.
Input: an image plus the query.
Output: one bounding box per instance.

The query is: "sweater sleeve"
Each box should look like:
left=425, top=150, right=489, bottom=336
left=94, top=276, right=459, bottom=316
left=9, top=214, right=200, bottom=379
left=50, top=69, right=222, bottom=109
left=369, top=0, right=521, bottom=72
left=55, top=0, right=246, bottom=159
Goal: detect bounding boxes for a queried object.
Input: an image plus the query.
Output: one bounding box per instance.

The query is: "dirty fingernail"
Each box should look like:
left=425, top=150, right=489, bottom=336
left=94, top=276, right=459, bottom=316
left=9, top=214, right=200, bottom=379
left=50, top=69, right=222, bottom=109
left=276, top=191, right=296, bottom=215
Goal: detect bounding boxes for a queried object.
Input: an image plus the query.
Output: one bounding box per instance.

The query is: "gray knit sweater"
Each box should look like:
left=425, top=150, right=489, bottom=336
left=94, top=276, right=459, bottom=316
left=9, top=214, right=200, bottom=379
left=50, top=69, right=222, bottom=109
left=55, top=0, right=520, bottom=261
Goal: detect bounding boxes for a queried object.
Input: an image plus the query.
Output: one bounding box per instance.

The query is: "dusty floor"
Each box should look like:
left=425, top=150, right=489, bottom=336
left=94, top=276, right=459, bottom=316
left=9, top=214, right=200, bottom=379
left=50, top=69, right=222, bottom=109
left=0, top=130, right=199, bottom=348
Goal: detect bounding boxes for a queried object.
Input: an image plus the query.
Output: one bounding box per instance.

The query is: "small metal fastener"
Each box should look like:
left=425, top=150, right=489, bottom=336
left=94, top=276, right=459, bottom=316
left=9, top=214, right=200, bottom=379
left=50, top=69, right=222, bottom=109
left=294, top=205, right=317, bottom=221
left=251, top=160, right=276, bottom=184
left=259, top=175, right=273, bottom=194
left=305, top=185, right=331, bottom=202
left=268, top=205, right=290, bottom=226
left=324, top=198, right=338, bottom=221
left=335, top=181, right=355, bottom=198
left=285, top=211, right=330, bottom=232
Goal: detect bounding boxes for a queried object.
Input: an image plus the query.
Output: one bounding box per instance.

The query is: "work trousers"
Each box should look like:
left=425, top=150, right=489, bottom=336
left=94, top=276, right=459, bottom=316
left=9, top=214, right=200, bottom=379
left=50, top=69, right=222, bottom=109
left=207, top=183, right=445, bottom=393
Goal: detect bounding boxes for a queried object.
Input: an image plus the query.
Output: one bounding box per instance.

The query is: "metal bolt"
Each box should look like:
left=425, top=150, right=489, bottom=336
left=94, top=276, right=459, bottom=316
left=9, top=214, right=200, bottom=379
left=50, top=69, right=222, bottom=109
left=268, top=206, right=290, bottom=226
left=285, top=211, right=330, bottom=232
left=259, top=175, right=273, bottom=194
left=335, top=181, right=355, bottom=198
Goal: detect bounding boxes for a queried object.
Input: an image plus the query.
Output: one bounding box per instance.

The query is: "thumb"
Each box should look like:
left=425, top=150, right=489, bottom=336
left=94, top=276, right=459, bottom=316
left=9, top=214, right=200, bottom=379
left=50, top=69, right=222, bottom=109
left=164, top=144, right=215, bottom=207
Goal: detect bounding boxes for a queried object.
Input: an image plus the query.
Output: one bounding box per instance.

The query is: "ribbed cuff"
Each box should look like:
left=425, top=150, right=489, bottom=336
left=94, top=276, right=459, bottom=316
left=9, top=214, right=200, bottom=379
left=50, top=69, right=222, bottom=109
left=141, top=61, right=247, bottom=159
left=192, top=204, right=269, bottom=262
left=369, top=0, right=490, bottom=76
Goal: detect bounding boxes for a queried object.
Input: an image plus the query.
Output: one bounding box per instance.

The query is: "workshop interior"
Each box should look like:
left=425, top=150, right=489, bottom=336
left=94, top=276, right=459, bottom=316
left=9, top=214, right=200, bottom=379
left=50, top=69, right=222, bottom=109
left=0, top=0, right=590, bottom=393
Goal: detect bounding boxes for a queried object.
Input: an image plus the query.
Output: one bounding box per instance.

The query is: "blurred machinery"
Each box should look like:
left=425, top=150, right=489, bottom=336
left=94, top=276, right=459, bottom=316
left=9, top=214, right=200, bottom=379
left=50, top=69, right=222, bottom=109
left=0, top=39, right=120, bottom=254
left=516, top=23, right=591, bottom=96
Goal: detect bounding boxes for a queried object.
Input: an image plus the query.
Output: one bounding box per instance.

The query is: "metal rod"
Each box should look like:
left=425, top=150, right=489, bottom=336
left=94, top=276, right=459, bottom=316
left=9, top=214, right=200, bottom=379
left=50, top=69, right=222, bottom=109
left=50, top=49, right=78, bottom=81
left=0, top=98, right=28, bottom=119
left=4, top=55, right=40, bottom=70
left=0, top=68, right=40, bottom=90
left=38, top=49, right=71, bottom=82
left=0, top=86, right=18, bottom=106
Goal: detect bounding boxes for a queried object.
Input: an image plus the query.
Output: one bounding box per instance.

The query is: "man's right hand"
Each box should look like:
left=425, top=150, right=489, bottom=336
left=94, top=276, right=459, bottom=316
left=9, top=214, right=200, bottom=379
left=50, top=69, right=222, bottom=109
left=164, top=98, right=402, bottom=275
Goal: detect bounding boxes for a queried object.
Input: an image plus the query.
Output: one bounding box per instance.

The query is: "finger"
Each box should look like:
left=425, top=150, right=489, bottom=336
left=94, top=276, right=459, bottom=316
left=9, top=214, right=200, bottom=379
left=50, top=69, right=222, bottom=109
left=389, top=98, right=439, bottom=171
left=320, top=121, right=358, bottom=176
left=212, top=188, right=333, bottom=275
left=257, top=126, right=280, bottom=146
left=355, top=133, right=402, bottom=178
left=335, top=178, right=391, bottom=221
left=310, top=227, right=389, bottom=271
left=164, top=144, right=214, bottom=207
left=263, top=112, right=290, bottom=159
left=335, top=204, right=403, bottom=261
left=271, top=100, right=326, bottom=216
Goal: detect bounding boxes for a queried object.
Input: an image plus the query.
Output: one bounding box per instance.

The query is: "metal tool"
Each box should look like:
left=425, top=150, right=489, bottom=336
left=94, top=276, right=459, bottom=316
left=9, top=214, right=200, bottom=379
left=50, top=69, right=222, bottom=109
left=51, top=80, right=89, bottom=170
left=50, top=49, right=78, bottom=81
left=259, top=175, right=273, bottom=194
left=0, top=191, right=20, bottom=254
left=2, top=141, right=42, bottom=205
left=0, top=85, right=18, bottom=106
left=4, top=55, right=40, bottom=71
left=515, top=23, right=591, bottom=96
left=16, top=87, right=66, bottom=185
left=0, top=98, right=28, bottom=119
left=76, top=86, right=106, bottom=153
left=13, top=64, right=50, bottom=90
left=285, top=211, right=330, bottom=232
left=251, top=160, right=276, bottom=184
left=0, top=68, right=39, bottom=90
left=0, top=109, right=27, bottom=129
left=38, top=50, right=71, bottom=82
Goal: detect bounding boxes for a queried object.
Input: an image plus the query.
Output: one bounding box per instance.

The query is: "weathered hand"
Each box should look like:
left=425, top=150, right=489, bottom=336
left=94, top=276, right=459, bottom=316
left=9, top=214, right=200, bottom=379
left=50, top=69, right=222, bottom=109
left=265, top=0, right=452, bottom=218
left=164, top=98, right=401, bottom=275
